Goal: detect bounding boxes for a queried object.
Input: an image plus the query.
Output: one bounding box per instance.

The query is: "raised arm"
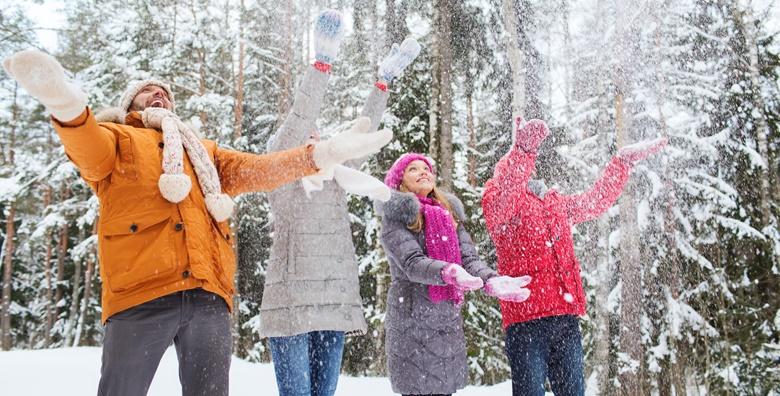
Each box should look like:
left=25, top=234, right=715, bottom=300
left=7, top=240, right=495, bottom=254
left=482, top=117, right=548, bottom=231
left=52, top=109, right=118, bottom=182
left=3, top=50, right=116, bottom=182
left=561, top=156, right=630, bottom=225
left=216, top=144, right=318, bottom=196
left=562, top=137, right=667, bottom=225
left=267, top=10, right=344, bottom=152
left=267, top=65, right=330, bottom=152
left=345, top=37, right=420, bottom=169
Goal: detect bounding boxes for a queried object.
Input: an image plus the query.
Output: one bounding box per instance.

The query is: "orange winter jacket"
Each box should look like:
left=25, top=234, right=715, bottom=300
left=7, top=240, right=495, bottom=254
left=52, top=109, right=318, bottom=323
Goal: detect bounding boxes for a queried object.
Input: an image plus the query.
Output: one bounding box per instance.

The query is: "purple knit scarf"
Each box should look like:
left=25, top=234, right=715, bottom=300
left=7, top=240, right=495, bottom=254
left=418, top=196, right=464, bottom=305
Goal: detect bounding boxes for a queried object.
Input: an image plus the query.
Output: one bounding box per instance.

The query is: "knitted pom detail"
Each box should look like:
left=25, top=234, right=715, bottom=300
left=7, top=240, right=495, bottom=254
left=205, top=193, right=235, bottom=222
left=158, top=173, right=192, bottom=203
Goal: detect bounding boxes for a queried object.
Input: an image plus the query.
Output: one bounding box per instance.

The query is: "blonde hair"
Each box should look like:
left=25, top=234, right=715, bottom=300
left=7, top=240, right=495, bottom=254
left=399, top=184, right=458, bottom=233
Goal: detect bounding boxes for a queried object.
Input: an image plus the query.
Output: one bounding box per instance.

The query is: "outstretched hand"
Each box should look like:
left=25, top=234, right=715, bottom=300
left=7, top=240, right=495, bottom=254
left=378, top=37, right=421, bottom=84
left=2, top=49, right=87, bottom=121
left=312, top=117, right=393, bottom=170
left=513, top=117, right=550, bottom=154
left=617, top=137, right=668, bottom=165
left=484, top=275, right=532, bottom=303
left=441, top=263, right=484, bottom=291
left=313, top=9, right=345, bottom=65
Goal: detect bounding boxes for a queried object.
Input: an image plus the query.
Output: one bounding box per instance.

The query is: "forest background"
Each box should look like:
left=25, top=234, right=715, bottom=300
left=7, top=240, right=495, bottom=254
left=1, top=0, right=779, bottom=394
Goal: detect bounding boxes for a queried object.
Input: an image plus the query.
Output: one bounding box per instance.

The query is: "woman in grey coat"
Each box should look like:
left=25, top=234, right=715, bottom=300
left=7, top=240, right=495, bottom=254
left=377, top=153, right=533, bottom=395
left=259, top=9, right=422, bottom=396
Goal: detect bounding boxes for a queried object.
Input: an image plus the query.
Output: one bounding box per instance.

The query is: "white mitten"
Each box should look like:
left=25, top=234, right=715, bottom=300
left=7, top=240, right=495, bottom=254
left=301, top=164, right=391, bottom=202
left=378, top=37, right=421, bottom=83
left=441, top=264, right=484, bottom=291
left=484, top=275, right=532, bottom=302
left=314, top=9, right=346, bottom=64
left=312, top=117, right=393, bottom=170
left=2, top=49, right=87, bottom=121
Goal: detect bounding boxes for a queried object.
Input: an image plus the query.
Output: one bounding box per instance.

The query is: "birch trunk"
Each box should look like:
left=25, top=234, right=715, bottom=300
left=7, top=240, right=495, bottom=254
left=1, top=83, right=20, bottom=351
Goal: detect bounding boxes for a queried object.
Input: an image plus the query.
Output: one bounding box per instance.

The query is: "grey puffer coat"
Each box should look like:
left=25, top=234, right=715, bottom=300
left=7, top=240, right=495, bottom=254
left=377, top=191, right=497, bottom=394
left=258, top=65, right=388, bottom=338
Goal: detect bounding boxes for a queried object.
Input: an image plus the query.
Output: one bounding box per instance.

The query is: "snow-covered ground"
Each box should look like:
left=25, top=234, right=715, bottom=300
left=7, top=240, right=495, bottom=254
left=0, top=347, right=512, bottom=395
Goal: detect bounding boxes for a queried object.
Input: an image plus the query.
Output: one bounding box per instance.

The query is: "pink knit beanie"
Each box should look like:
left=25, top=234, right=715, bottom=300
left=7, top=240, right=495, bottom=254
left=384, top=153, right=436, bottom=189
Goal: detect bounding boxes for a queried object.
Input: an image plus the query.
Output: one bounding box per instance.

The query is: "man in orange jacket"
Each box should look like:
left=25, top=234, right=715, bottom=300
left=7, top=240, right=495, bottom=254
left=2, top=49, right=392, bottom=396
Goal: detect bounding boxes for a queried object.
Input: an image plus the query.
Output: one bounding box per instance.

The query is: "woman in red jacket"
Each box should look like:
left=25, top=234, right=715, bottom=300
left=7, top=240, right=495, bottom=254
left=482, top=117, right=666, bottom=395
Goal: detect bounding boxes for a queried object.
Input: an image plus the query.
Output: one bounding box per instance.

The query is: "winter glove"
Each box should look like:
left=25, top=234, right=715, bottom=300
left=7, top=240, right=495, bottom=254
left=377, top=37, right=422, bottom=83
left=513, top=117, right=549, bottom=153
left=616, top=137, right=668, bottom=166
left=484, top=275, right=532, bottom=303
left=301, top=164, right=392, bottom=202
left=441, top=263, right=484, bottom=291
left=312, top=117, right=393, bottom=171
left=314, top=9, right=345, bottom=64
left=2, top=49, right=87, bottom=122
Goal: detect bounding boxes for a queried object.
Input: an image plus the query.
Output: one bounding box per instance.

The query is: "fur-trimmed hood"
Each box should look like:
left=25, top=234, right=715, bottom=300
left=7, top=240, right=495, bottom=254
left=375, top=190, right=466, bottom=226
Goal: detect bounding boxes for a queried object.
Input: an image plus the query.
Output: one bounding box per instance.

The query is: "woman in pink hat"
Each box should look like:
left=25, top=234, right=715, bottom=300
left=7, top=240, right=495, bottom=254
left=376, top=153, right=533, bottom=396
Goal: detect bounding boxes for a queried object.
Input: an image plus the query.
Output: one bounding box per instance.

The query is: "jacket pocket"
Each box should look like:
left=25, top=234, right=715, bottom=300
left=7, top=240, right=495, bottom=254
left=212, top=219, right=236, bottom=295
left=114, top=135, right=138, bottom=180
left=100, top=210, right=177, bottom=293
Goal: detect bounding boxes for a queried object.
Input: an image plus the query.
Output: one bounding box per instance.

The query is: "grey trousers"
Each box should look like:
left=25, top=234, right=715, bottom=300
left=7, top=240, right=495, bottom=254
left=97, top=288, right=232, bottom=396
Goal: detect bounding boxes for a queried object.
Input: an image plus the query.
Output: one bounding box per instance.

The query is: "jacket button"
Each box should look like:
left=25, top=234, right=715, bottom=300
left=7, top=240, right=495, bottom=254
left=129, top=223, right=138, bottom=233
left=158, top=142, right=164, bottom=149
left=175, top=222, right=184, bottom=231
left=182, top=270, right=190, bottom=279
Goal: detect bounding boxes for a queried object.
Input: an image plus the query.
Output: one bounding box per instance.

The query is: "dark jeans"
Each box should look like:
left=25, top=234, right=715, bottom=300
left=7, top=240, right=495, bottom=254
left=505, top=315, right=585, bottom=396
left=97, top=288, right=232, bottom=396
left=269, top=330, right=345, bottom=396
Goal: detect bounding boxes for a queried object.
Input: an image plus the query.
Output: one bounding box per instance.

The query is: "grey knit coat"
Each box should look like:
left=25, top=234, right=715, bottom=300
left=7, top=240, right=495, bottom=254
left=377, top=191, right=497, bottom=394
left=258, top=65, right=388, bottom=338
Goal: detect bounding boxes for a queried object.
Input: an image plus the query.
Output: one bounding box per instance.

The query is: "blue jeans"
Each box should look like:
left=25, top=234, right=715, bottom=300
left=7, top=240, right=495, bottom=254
left=505, top=315, right=585, bottom=396
left=269, top=331, right=345, bottom=396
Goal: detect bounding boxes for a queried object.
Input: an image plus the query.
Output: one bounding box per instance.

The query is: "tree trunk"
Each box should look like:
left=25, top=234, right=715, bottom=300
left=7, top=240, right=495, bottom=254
left=73, top=235, right=95, bottom=347
left=1, top=82, right=19, bottom=351
left=233, top=0, right=246, bottom=140
left=466, top=92, right=477, bottom=187
left=53, top=187, right=71, bottom=333
left=434, top=0, right=454, bottom=191
left=275, top=0, right=294, bottom=127
left=730, top=3, right=775, bottom=226
left=502, top=0, right=525, bottom=119
left=509, top=0, right=547, bottom=120
left=428, top=31, right=440, bottom=160
left=42, top=187, right=55, bottom=347
left=1, top=204, right=16, bottom=351
left=63, top=235, right=83, bottom=347
left=616, top=93, right=642, bottom=395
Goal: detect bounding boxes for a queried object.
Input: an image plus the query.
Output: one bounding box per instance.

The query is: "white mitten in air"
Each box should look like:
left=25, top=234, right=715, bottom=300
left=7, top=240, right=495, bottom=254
left=2, top=49, right=87, bottom=121
left=378, top=37, right=421, bottom=83
left=314, top=9, right=346, bottom=64
left=301, top=164, right=392, bottom=202
left=312, top=117, right=393, bottom=171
